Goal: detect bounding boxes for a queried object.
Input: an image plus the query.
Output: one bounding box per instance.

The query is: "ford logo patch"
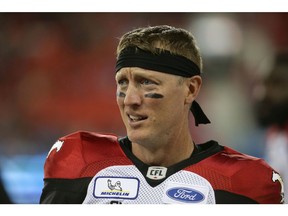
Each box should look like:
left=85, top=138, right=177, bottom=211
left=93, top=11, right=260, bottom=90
left=166, top=187, right=204, bottom=203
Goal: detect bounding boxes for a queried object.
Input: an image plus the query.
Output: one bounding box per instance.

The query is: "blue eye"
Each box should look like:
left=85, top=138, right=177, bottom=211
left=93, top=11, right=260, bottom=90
left=141, top=79, right=154, bottom=85
left=118, top=79, right=128, bottom=86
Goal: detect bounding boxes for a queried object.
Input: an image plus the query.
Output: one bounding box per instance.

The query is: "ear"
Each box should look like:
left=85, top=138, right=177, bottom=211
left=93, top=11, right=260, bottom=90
left=185, top=75, right=202, bottom=104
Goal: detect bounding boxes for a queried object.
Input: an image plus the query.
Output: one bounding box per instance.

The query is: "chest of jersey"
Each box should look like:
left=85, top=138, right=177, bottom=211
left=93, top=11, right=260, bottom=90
left=83, top=165, right=215, bottom=204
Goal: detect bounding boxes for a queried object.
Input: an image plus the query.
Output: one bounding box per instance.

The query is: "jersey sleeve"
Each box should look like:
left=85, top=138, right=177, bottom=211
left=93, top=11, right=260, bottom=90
left=40, top=178, right=92, bottom=204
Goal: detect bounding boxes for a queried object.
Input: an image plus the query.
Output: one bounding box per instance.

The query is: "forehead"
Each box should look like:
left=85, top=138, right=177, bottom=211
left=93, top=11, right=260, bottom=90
left=115, top=67, right=175, bottom=80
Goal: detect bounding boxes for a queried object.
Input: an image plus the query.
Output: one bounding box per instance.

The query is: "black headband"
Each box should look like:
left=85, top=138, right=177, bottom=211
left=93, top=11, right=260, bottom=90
left=116, top=46, right=210, bottom=126
left=116, top=46, right=200, bottom=77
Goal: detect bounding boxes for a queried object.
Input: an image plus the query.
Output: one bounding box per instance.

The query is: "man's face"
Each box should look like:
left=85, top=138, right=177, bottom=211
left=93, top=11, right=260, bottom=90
left=115, top=67, right=190, bottom=146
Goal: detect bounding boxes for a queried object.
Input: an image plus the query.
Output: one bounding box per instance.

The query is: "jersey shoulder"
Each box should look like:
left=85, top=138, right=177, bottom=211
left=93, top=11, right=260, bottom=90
left=223, top=146, right=283, bottom=204
left=201, top=145, right=283, bottom=203
left=44, top=131, right=129, bottom=179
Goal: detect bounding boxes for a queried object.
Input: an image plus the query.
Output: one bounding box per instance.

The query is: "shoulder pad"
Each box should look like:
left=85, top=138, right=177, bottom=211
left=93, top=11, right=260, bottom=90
left=222, top=146, right=284, bottom=203
left=231, top=155, right=284, bottom=204
left=44, top=131, right=125, bottom=179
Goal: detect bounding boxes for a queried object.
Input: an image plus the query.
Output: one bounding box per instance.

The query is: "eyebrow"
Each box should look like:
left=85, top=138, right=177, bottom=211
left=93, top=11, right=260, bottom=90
left=116, top=70, right=162, bottom=83
left=115, top=73, right=125, bottom=82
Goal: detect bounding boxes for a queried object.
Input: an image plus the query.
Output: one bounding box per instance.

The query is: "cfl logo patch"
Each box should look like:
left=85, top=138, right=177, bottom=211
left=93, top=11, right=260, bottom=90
left=146, top=166, right=167, bottom=180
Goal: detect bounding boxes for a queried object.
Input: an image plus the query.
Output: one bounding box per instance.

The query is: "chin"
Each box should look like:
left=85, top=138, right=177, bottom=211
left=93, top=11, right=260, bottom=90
left=126, top=130, right=151, bottom=144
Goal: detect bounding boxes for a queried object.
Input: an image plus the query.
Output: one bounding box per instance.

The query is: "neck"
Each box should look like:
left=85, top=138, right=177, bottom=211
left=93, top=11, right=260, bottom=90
left=131, top=132, right=194, bottom=167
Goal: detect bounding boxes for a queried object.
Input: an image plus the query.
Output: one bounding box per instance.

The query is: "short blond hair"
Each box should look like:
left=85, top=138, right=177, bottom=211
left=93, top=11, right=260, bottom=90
left=116, top=25, right=203, bottom=73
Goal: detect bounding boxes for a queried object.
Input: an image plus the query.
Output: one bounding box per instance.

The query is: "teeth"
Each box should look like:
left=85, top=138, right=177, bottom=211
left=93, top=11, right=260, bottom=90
left=129, top=115, right=144, bottom=121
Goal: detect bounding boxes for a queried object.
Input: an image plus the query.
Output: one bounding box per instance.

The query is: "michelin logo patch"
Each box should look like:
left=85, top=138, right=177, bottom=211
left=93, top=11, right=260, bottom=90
left=93, top=176, right=139, bottom=199
left=162, top=181, right=210, bottom=204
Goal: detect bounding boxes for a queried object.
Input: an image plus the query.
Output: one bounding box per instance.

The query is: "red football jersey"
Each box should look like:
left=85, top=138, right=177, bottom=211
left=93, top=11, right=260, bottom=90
left=40, top=131, right=283, bottom=204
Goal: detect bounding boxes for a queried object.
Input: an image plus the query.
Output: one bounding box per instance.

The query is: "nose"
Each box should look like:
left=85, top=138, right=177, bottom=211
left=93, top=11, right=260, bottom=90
left=124, top=84, right=142, bottom=107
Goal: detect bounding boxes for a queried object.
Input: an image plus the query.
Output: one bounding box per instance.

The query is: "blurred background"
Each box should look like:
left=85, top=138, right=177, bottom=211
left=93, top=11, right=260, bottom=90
left=0, top=13, right=287, bottom=203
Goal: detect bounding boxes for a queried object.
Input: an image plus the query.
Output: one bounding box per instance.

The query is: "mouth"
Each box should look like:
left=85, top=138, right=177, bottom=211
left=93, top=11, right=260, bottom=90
left=127, top=114, right=148, bottom=123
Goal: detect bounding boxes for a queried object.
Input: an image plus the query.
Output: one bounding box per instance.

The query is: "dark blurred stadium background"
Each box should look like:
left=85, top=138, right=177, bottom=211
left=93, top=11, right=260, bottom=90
left=0, top=13, right=287, bottom=203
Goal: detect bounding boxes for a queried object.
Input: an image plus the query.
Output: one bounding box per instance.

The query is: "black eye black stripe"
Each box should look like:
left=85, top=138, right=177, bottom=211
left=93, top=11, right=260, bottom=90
left=144, top=93, right=164, bottom=99
left=116, top=92, right=126, bottom=97
left=117, top=92, right=163, bottom=99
